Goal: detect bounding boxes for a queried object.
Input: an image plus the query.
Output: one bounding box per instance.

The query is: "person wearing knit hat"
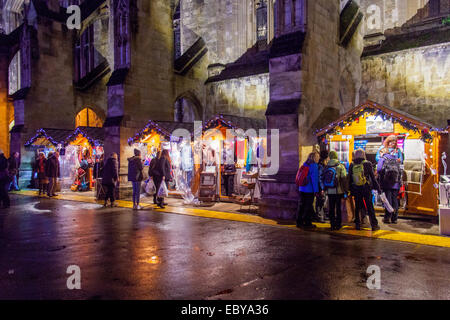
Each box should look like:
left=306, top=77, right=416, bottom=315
left=322, top=150, right=348, bottom=230
left=348, top=149, right=381, bottom=231
left=0, top=149, right=10, bottom=208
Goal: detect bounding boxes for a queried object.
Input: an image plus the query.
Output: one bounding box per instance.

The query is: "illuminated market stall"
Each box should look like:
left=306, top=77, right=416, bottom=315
left=63, top=126, right=105, bottom=192
left=200, top=114, right=267, bottom=203
left=316, top=101, right=448, bottom=217
left=128, top=115, right=267, bottom=205
left=128, top=120, right=195, bottom=198
left=24, top=128, right=72, bottom=155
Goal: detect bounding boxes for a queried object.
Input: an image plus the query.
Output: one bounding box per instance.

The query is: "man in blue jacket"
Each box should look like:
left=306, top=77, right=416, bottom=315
left=297, top=151, right=320, bottom=228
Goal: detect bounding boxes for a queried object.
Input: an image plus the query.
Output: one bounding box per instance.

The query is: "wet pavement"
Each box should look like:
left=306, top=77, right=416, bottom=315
left=1, top=195, right=450, bottom=300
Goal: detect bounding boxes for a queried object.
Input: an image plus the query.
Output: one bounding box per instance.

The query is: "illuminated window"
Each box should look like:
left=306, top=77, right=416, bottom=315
left=8, top=51, right=21, bottom=95
left=75, top=108, right=103, bottom=128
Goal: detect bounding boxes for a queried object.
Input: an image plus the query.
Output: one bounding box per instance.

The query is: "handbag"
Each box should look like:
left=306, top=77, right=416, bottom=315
left=341, top=196, right=355, bottom=223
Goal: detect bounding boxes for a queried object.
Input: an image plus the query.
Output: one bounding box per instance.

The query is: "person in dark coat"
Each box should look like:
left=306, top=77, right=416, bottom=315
left=153, top=149, right=172, bottom=209
left=348, top=149, right=381, bottom=231
left=0, top=149, right=10, bottom=208
left=8, top=152, right=20, bottom=191
left=128, top=149, right=144, bottom=210
left=34, top=153, right=48, bottom=195
left=102, top=153, right=119, bottom=207
left=376, top=135, right=403, bottom=224
left=148, top=151, right=161, bottom=204
left=45, top=152, right=60, bottom=197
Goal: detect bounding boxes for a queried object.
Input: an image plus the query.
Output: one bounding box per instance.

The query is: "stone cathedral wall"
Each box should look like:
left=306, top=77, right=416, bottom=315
left=361, top=43, right=450, bottom=128
left=299, top=0, right=364, bottom=149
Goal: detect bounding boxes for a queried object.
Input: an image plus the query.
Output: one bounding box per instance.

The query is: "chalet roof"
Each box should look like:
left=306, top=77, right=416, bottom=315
left=24, top=128, right=72, bottom=147
left=316, top=100, right=446, bottom=137
left=65, top=126, right=105, bottom=147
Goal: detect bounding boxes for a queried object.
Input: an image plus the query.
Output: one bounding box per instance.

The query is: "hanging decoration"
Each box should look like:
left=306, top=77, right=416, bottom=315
left=65, top=127, right=104, bottom=147
left=25, top=129, right=68, bottom=147
left=128, top=120, right=172, bottom=145
left=315, top=101, right=445, bottom=144
left=202, top=114, right=238, bottom=132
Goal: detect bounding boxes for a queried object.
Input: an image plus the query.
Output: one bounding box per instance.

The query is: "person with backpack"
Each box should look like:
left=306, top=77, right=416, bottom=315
left=348, top=149, right=381, bottom=231
left=377, top=135, right=403, bottom=224
left=296, top=151, right=320, bottom=228
left=322, top=150, right=348, bottom=231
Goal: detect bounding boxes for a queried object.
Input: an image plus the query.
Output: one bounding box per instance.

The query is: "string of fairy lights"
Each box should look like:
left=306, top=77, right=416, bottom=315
left=315, top=102, right=447, bottom=144
left=24, top=129, right=64, bottom=147
left=128, top=115, right=241, bottom=145
left=64, top=127, right=103, bottom=147
left=25, top=127, right=103, bottom=148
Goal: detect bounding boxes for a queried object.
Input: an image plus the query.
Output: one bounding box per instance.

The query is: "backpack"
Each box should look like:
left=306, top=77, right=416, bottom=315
left=295, top=164, right=310, bottom=187
left=322, top=164, right=338, bottom=189
left=381, top=156, right=401, bottom=188
left=352, top=163, right=367, bottom=187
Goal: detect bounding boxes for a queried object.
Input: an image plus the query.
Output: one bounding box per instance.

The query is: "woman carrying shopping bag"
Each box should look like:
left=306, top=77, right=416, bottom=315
left=154, top=150, right=173, bottom=209
left=148, top=151, right=161, bottom=204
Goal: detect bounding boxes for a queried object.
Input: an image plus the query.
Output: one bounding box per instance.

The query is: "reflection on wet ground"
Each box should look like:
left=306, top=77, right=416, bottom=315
left=0, top=195, right=449, bottom=300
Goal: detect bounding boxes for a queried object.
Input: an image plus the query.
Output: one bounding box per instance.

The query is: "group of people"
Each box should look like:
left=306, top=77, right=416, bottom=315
left=33, top=152, right=61, bottom=197
left=125, top=149, right=173, bottom=210
left=297, top=135, right=403, bottom=231
left=0, top=149, right=60, bottom=208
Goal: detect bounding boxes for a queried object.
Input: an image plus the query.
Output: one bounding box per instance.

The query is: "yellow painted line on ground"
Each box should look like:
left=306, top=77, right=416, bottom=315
left=11, top=190, right=450, bottom=248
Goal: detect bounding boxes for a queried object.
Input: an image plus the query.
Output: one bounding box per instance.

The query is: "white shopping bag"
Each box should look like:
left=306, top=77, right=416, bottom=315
left=145, top=178, right=156, bottom=195
left=157, top=181, right=169, bottom=198
left=380, top=192, right=394, bottom=213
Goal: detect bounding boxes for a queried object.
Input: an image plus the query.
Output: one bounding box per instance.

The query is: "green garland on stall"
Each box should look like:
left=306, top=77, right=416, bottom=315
left=316, top=107, right=434, bottom=144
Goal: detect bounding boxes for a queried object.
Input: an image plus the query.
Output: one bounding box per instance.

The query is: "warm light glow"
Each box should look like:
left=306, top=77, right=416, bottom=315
left=75, top=108, right=103, bottom=128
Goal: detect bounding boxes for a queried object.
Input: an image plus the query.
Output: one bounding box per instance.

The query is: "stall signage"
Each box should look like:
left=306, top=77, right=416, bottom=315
left=366, top=115, right=393, bottom=134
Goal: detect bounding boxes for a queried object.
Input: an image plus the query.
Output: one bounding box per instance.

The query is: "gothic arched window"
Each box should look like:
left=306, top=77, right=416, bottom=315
left=173, top=2, right=181, bottom=60
left=8, top=51, right=21, bottom=95
left=256, top=0, right=268, bottom=41
left=114, top=0, right=130, bottom=69
left=74, top=24, right=95, bottom=81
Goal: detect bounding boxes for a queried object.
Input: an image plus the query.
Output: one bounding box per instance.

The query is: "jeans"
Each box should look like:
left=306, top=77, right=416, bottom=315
left=353, top=185, right=378, bottom=228
left=328, top=194, right=343, bottom=229
left=383, top=189, right=399, bottom=222
left=9, top=175, right=19, bottom=191
left=132, top=181, right=142, bottom=205
left=297, top=192, right=315, bottom=226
